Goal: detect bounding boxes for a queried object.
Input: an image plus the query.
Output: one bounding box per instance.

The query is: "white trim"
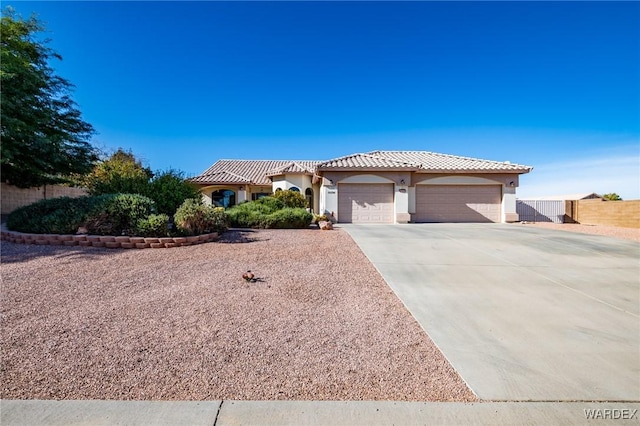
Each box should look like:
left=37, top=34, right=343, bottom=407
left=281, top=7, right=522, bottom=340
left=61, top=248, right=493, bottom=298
left=338, top=174, right=396, bottom=184
left=415, top=176, right=502, bottom=185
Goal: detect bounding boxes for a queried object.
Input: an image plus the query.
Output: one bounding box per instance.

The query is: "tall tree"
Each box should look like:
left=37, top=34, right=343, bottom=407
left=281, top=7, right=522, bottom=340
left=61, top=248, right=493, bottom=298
left=1, top=8, right=97, bottom=188
left=83, top=148, right=153, bottom=196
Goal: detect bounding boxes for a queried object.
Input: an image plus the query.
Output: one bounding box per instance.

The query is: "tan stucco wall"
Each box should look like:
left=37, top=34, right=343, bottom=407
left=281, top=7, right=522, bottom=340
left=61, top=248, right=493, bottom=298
left=1, top=183, right=88, bottom=215
left=575, top=199, right=640, bottom=228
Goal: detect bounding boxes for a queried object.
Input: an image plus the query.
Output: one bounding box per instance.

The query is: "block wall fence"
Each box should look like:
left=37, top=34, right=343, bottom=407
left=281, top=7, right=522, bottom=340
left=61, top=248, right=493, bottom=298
left=1, top=183, right=88, bottom=215
left=571, top=199, right=640, bottom=229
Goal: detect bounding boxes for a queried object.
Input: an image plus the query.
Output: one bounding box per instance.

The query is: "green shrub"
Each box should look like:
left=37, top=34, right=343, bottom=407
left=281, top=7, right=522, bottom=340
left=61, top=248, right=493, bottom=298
left=261, top=208, right=313, bottom=229
left=7, top=193, right=166, bottom=236
left=7, top=195, right=108, bottom=234
left=82, top=193, right=156, bottom=235
left=226, top=198, right=283, bottom=228
left=174, top=199, right=227, bottom=235
left=135, top=214, right=170, bottom=237
left=148, top=169, right=201, bottom=216
left=273, top=189, right=307, bottom=208
left=253, top=196, right=285, bottom=211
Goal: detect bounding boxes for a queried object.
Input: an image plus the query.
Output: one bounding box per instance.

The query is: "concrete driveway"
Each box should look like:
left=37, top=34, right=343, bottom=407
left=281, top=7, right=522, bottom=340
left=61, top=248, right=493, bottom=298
left=343, top=224, right=640, bottom=401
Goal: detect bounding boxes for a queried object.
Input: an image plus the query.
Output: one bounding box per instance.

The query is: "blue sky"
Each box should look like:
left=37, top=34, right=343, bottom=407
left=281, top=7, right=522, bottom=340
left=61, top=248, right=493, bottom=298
left=7, top=1, right=640, bottom=199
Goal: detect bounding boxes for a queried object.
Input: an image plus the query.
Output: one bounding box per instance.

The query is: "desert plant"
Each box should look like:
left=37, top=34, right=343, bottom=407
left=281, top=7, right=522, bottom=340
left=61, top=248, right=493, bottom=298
left=261, top=208, right=313, bottom=229
left=89, top=193, right=156, bottom=235
left=312, top=213, right=328, bottom=224
left=273, top=189, right=307, bottom=208
left=135, top=214, right=170, bottom=237
left=174, top=199, right=227, bottom=235
left=226, top=198, right=283, bottom=228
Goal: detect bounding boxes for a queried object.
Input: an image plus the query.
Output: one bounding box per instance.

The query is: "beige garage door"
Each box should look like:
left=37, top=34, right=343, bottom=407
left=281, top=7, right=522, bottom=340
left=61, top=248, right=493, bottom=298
left=415, top=185, right=501, bottom=223
left=338, top=183, right=394, bottom=223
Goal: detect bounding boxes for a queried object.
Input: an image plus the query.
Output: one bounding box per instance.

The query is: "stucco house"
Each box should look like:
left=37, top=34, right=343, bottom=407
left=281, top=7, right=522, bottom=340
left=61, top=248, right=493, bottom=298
left=190, top=150, right=533, bottom=224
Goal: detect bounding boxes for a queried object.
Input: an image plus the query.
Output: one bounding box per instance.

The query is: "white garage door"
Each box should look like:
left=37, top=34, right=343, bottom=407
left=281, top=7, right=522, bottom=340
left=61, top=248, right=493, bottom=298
left=415, top=185, right=501, bottom=223
left=338, top=183, right=394, bottom=223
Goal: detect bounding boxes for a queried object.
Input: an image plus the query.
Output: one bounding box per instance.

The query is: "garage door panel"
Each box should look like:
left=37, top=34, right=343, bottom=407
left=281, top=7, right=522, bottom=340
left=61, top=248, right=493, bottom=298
left=415, top=185, right=501, bottom=223
left=338, top=183, right=394, bottom=223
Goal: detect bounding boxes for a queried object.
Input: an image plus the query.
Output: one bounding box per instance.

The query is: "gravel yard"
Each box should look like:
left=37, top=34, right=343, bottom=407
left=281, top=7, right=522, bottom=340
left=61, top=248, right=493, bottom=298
left=0, top=228, right=475, bottom=401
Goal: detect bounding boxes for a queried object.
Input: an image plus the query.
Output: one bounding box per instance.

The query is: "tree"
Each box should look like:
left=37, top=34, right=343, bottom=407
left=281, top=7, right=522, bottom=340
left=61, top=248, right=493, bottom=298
left=1, top=9, right=98, bottom=188
left=84, top=148, right=201, bottom=216
left=603, top=193, right=622, bottom=201
left=83, top=148, right=153, bottom=196
left=149, top=169, right=201, bottom=216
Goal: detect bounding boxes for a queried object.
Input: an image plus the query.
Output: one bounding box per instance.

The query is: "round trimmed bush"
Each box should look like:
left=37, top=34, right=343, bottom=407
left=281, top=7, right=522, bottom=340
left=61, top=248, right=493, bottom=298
left=174, top=199, right=227, bottom=235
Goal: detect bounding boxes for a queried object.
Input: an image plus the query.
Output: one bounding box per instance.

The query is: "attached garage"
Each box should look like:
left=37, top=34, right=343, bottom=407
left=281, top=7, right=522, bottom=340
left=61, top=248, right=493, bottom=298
left=338, top=183, right=394, bottom=223
left=415, top=184, right=502, bottom=223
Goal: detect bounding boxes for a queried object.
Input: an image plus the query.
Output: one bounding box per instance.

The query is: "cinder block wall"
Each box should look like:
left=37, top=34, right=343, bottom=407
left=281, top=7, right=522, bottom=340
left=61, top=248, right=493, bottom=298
left=1, top=183, right=88, bottom=215
left=576, top=199, right=640, bottom=229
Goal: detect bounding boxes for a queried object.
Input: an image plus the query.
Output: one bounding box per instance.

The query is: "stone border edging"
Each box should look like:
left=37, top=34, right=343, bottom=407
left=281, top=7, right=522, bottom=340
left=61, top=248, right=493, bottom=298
left=0, top=227, right=218, bottom=249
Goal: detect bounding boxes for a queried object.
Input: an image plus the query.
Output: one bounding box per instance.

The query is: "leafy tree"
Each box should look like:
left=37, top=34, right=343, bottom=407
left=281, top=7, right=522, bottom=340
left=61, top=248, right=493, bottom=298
left=1, top=8, right=97, bottom=188
left=149, top=169, right=201, bottom=216
left=83, top=148, right=153, bottom=196
left=602, top=193, right=622, bottom=201
left=84, top=149, right=201, bottom=216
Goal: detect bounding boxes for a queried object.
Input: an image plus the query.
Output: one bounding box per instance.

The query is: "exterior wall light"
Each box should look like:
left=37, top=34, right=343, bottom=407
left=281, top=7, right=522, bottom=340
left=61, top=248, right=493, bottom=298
left=400, top=179, right=405, bottom=185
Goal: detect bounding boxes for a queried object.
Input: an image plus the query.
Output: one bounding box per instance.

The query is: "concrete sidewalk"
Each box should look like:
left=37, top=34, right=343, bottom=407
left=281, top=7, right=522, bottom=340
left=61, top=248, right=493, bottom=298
left=2, top=400, right=640, bottom=425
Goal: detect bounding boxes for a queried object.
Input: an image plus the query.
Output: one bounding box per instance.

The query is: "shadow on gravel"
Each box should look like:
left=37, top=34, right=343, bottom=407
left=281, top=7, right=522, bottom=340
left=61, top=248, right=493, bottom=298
left=218, top=229, right=267, bottom=244
left=0, top=242, right=117, bottom=264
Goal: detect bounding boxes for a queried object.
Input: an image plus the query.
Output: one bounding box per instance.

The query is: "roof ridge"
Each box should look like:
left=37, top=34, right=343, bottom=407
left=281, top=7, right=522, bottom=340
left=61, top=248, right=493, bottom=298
left=372, top=150, right=530, bottom=168
left=201, top=169, right=252, bottom=182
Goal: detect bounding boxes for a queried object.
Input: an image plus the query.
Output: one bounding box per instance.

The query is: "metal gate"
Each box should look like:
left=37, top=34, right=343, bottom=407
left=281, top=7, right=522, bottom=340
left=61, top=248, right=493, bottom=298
left=516, top=200, right=565, bottom=223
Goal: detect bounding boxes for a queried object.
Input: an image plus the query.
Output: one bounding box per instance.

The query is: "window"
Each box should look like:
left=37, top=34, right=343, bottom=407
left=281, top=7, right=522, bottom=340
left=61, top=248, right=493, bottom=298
left=211, top=189, right=236, bottom=208
left=305, top=188, right=314, bottom=212
left=290, top=187, right=300, bottom=192
left=251, top=192, right=271, bottom=201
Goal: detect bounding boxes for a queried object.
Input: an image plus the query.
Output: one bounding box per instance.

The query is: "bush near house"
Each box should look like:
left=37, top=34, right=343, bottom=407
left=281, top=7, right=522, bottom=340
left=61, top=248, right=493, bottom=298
left=174, top=199, right=228, bottom=236
left=273, top=189, right=307, bottom=208
left=226, top=196, right=313, bottom=229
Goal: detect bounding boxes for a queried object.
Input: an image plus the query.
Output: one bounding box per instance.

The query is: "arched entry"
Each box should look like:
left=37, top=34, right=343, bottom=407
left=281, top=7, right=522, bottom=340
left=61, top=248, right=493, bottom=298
left=305, top=188, right=314, bottom=212
left=211, top=189, right=236, bottom=208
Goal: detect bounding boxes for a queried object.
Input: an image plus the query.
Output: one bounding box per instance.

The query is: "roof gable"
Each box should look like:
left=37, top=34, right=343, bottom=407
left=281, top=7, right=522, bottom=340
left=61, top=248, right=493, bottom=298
left=316, top=152, right=421, bottom=170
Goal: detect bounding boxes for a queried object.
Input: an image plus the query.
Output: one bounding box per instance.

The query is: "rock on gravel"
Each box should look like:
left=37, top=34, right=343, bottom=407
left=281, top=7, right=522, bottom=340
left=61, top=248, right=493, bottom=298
left=0, top=228, right=476, bottom=401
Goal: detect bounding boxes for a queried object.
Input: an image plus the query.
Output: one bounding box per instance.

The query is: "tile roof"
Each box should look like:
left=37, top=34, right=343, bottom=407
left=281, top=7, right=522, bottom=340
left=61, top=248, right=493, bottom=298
left=321, top=151, right=532, bottom=173
left=316, top=153, right=421, bottom=170
left=265, top=161, right=317, bottom=176
left=191, top=151, right=532, bottom=185
left=191, top=160, right=321, bottom=185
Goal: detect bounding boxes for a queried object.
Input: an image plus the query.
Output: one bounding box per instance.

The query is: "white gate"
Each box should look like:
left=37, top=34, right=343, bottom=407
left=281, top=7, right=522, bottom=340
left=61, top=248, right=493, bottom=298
left=516, top=200, right=565, bottom=223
